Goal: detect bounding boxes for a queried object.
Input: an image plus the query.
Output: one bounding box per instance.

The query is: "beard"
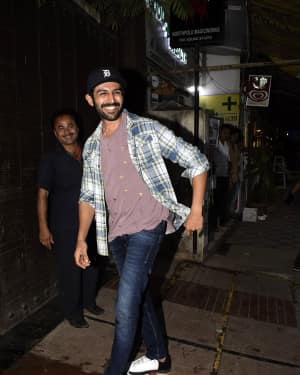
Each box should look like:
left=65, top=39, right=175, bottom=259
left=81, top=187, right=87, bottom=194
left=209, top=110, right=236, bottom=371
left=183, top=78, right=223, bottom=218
left=94, top=101, right=123, bottom=121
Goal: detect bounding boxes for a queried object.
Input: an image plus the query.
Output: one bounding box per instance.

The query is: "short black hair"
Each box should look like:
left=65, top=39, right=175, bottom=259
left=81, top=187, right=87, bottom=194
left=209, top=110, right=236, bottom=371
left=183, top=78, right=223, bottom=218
left=51, top=108, right=84, bottom=144
left=231, top=127, right=243, bottom=142
left=220, top=123, right=233, bottom=131
left=50, top=108, right=81, bottom=130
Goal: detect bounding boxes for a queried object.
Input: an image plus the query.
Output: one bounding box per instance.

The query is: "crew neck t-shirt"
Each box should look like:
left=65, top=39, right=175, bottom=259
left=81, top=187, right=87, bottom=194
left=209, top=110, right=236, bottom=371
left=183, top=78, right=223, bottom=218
left=100, top=117, right=169, bottom=241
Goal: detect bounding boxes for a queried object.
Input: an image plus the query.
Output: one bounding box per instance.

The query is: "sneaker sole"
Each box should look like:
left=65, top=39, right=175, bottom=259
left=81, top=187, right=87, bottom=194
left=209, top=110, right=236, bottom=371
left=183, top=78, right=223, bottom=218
left=127, top=371, right=170, bottom=375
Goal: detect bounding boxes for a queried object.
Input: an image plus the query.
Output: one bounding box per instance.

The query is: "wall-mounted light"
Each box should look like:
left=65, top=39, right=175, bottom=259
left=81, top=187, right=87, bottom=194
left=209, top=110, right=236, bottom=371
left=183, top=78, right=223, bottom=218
left=187, top=85, right=206, bottom=95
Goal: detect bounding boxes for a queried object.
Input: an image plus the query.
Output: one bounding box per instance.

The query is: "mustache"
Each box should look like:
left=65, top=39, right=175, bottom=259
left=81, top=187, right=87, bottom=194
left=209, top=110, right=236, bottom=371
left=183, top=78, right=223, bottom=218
left=101, top=102, right=120, bottom=108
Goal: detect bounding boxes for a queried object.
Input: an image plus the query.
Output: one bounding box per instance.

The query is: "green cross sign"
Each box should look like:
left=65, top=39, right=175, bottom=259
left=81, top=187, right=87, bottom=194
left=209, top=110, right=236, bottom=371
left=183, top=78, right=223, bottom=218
left=222, top=96, right=237, bottom=111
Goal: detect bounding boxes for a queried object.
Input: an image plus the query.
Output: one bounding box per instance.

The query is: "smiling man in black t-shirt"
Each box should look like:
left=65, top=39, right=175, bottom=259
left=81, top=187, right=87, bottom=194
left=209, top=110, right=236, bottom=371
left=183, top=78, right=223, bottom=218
left=37, top=109, right=104, bottom=328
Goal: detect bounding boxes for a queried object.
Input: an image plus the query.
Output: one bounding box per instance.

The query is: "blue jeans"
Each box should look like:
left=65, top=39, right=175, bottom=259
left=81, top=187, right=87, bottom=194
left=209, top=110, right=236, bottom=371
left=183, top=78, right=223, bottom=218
left=104, top=221, right=167, bottom=375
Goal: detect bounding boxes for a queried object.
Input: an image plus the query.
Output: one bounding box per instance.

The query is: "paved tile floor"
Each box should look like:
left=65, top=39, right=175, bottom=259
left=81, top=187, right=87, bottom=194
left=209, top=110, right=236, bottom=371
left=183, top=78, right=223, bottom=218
left=1, top=199, right=300, bottom=374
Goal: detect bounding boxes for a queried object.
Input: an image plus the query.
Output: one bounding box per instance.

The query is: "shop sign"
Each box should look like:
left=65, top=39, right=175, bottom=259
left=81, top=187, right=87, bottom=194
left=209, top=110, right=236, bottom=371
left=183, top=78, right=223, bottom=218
left=246, top=75, right=272, bottom=107
left=170, top=0, right=225, bottom=47
left=200, top=94, right=240, bottom=126
left=146, top=0, right=187, bottom=64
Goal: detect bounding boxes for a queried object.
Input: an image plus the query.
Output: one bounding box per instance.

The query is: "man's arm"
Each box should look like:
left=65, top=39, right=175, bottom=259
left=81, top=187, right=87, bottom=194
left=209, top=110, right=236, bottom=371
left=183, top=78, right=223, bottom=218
left=183, top=171, right=207, bottom=236
left=37, top=188, right=54, bottom=249
left=74, top=201, right=95, bottom=269
left=154, top=121, right=209, bottom=179
left=153, top=122, right=209, bottom=235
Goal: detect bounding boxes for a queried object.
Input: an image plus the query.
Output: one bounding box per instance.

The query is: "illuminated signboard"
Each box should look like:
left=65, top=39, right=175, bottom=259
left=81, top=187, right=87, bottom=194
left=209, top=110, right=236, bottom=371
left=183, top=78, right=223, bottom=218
left=170, top=0, right=225, bottom=48
left=146, top=0, right=187, bottom=64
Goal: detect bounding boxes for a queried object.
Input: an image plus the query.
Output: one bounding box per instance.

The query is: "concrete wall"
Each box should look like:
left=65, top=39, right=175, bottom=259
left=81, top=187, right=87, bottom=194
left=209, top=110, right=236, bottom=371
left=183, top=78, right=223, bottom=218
left=149, top=109, right=207, bottom=146
left=200, top=54, right=241, bottom=95
left=148, top=109, right=208, bottom=260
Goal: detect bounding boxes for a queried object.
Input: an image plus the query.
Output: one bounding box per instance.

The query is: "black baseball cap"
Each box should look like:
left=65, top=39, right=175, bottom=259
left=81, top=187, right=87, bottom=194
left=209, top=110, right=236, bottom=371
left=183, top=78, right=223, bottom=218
left=86, top=67, right=127, bottom=94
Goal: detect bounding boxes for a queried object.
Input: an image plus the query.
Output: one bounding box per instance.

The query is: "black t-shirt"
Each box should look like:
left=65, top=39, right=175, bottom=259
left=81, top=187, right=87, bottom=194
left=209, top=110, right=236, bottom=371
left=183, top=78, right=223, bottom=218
left=37, top=145, right=82, bottom=233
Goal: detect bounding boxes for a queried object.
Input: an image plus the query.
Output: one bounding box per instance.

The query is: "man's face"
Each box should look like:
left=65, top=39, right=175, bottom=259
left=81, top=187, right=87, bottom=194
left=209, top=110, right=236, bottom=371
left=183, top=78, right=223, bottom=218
left=53, top=114, right=79, bottom=146
left=86, top=81, right=124, bottom=121
left=220, top=127, right=230, bottom=142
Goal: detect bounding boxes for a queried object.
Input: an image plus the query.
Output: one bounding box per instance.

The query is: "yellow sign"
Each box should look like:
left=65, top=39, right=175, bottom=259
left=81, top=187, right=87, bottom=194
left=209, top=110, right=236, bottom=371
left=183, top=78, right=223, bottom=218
left=200, top=94, right=240, bottom=125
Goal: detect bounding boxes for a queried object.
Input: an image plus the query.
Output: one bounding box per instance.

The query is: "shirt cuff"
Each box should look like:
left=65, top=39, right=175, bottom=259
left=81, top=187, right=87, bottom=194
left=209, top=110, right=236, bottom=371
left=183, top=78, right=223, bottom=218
left=79, top=191, right=95, bottom=208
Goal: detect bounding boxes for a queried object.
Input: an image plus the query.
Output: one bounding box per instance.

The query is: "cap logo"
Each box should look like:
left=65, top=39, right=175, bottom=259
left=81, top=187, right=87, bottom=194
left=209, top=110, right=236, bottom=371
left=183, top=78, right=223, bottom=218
left=87, top=67, right=126, bottom=93
left=102, top=69, right=111, bottom=78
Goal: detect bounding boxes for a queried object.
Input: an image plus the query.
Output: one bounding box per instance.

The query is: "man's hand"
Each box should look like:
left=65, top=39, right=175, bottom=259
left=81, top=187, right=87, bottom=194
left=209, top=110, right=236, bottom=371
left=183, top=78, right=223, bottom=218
left=74, top=240, right=91, bottom=269
left=184, top=172, right=207, bottom=236
left=39, top=227, right=54, bottom=250
left=183, top=208, right=203, bottom=237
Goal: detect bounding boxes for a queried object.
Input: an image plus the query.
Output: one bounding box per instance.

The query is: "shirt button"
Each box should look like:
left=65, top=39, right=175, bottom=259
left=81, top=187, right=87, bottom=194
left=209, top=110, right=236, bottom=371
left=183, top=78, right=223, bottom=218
left=124, top=189, right=128, bottom=192
left=138, top=192, right=143, bottom=197
left=123, top=160, right=127, bottom=164
left=120, top=175, right=124, bottom=179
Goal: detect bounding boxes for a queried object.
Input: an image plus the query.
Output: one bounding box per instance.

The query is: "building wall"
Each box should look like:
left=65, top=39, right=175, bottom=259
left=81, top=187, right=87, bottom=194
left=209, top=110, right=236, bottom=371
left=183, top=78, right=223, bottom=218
left=148, top=109, right=208, bottom=260
left=118, top=14, right=148, bottom=115
left=0, top=0, right=119, bottom=334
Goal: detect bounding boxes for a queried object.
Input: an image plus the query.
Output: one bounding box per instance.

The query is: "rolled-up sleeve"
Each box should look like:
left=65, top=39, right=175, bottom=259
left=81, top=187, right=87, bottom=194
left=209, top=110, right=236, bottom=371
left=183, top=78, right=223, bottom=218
left=155, top=122, right=210, bottom=181
left=79, top=154, right=96, bottom=208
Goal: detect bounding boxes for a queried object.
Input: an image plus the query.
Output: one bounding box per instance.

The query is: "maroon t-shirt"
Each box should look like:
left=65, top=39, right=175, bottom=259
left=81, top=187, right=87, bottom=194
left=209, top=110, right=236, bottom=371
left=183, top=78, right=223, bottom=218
left=100, top=116, right=169, bottom=241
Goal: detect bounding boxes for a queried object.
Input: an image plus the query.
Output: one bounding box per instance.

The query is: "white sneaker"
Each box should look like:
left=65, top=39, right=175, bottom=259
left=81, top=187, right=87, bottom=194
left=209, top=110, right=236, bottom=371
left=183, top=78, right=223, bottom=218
left=127, top=355, right=159, bottom=374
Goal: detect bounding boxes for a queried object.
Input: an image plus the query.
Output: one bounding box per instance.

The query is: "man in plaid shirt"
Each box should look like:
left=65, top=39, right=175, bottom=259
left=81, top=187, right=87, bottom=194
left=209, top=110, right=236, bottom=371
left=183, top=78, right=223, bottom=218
left=74, top=67, right=209, bottom=375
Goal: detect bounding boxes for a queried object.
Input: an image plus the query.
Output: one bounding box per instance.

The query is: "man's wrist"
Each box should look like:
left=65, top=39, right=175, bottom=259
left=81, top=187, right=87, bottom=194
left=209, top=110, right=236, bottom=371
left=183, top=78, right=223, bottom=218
left=190, top=205, right=203, bottom=214
left=39, top=223, right=49, bottom=231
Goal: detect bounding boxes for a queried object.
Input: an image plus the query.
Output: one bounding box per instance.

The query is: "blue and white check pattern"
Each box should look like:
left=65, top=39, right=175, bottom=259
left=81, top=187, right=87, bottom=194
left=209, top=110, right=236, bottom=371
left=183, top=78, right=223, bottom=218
left=80, top=110, right=209, bottom=256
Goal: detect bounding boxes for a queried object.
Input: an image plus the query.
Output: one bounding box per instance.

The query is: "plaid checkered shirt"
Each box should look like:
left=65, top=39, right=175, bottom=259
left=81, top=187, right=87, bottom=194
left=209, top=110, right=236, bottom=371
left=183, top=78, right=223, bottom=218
left=80, top=110, right=209, bottom=256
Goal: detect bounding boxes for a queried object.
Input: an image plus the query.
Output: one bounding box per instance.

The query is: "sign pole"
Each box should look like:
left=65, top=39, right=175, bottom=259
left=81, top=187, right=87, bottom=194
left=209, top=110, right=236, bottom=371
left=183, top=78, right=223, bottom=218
left=193, top=45, right=200, bottom=147
left=193, top=44, right=200, bottom=255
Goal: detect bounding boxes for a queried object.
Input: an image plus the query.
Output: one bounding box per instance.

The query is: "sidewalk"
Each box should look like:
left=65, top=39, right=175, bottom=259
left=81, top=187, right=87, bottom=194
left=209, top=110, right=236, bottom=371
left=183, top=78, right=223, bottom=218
left=1, top=199, right=300, bottom=375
